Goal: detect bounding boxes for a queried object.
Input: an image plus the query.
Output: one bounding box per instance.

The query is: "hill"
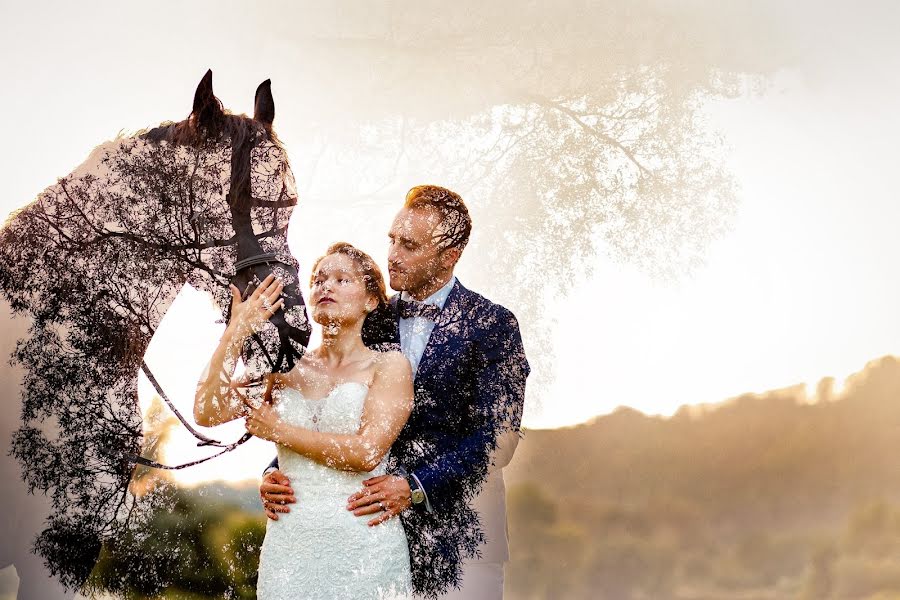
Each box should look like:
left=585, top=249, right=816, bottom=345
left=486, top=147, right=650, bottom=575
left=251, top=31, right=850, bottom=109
left=504, top=355, right=900, bottom=599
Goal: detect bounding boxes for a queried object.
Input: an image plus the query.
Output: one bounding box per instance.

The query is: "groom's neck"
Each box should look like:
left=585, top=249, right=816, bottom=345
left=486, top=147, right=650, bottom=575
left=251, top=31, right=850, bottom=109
left=406, top=271, right=454, bottom=301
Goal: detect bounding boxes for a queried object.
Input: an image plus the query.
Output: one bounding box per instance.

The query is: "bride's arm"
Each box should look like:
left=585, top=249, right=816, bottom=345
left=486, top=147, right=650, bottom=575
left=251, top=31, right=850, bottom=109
left=194, top=275, right=285, bottom=427
left=244, top=352, right=413, bottom=472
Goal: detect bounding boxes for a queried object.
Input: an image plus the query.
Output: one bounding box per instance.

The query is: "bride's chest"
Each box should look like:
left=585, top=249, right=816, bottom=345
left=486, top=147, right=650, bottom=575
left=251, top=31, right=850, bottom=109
left=274, top=382, right=367, bottom=434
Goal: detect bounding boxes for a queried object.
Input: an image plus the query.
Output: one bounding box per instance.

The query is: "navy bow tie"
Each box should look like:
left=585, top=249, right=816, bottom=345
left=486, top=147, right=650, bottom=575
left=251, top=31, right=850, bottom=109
left=398, top=298, right=441, bottom=321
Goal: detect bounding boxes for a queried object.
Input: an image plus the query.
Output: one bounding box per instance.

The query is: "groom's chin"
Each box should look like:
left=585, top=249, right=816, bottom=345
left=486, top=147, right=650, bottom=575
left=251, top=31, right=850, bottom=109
left=387, top=275, right=404, bottom=292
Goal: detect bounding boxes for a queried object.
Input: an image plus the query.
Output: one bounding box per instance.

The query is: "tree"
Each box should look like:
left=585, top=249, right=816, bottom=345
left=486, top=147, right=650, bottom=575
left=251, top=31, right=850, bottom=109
left=261, top=0, right=788, bottom=399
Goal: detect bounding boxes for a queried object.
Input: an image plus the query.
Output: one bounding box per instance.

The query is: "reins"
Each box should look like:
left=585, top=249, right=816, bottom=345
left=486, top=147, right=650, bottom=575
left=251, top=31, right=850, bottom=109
left=127, top=252, right=285, bottom=470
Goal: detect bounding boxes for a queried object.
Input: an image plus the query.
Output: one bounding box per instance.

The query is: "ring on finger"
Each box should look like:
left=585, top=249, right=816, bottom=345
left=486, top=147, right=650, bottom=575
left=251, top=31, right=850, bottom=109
left=261, top=297, right=273, bottom=311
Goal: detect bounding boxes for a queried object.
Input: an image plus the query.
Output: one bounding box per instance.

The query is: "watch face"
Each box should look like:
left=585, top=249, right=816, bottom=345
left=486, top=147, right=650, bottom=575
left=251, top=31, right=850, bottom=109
left=411, top=489, right=425, bottom=504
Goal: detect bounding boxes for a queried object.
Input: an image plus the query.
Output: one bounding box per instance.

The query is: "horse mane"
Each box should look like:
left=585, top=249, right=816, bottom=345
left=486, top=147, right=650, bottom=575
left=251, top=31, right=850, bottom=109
left=140, top=111, right=281, bottom=212
left=141, top=110, right=279, bottom=148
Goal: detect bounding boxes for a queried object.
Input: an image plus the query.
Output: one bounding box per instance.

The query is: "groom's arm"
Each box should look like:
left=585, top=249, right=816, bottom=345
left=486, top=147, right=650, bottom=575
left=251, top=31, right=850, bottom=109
left=412, top=306, right=529, bottom=505
left=348, top=306, right=528, bottom=524
left=488, top=429, right=521, bottom=473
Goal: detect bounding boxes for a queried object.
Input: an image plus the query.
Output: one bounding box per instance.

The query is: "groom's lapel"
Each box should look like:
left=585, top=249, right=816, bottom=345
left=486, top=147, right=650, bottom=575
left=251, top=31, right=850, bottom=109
left=387, top=294, right=402, bottom=345
left=415, top=279, right=466, bottom=381
left=389, top=294, right=401, bottom=321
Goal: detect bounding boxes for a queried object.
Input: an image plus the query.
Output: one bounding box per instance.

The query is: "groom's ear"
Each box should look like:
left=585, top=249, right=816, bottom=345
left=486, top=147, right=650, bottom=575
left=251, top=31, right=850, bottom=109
left=439, top=245, right=462, bottom=269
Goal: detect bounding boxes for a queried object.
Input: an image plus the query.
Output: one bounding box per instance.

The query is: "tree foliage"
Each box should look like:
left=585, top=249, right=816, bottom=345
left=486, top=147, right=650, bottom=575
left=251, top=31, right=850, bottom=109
left=0, top=110, right=304, bottom=588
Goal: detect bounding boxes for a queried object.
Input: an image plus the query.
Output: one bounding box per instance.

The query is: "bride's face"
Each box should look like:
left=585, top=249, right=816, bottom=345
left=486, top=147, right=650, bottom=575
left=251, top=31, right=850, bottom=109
left=309, top=253, right=374, bottom=327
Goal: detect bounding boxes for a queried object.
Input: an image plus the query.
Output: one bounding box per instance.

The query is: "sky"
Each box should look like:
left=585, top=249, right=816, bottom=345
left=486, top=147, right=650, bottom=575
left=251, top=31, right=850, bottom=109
left=1, top=1, right=899, bottom=482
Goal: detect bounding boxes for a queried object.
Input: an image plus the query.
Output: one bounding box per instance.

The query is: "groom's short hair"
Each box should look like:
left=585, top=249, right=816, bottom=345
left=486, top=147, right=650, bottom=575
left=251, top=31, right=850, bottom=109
left=404, top=185, right=472, bottom=253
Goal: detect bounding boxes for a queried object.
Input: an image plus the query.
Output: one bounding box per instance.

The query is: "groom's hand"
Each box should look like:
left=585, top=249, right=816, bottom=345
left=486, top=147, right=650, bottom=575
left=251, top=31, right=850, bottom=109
left=260, top=469, right=296, bottom=521
left=346, top=475, right=411, bottom=526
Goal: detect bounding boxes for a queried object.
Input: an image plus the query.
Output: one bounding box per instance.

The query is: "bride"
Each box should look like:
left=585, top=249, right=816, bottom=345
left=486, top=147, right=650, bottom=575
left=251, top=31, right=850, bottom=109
left=194, top=242, right=414, bottom=599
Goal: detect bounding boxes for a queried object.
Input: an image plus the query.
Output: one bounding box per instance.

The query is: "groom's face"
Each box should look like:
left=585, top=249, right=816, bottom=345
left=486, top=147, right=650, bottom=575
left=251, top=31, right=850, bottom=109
left=387, top=206, right=445, bottom=293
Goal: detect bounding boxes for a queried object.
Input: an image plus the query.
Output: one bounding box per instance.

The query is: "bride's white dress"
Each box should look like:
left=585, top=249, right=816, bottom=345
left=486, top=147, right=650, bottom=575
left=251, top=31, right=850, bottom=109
left=256, top=381, right=413, bottom=600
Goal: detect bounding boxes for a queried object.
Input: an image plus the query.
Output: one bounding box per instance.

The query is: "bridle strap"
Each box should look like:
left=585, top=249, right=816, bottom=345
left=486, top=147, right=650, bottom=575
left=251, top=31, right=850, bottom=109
left=140, top=360, right=224, bottom=447
left=233, top=251, right=278, bottom=272
left=129, top=433, right=253, bottom=470
left=128, top=246, right=290, bottom=469
left=127, top=360, right=254, bottom=470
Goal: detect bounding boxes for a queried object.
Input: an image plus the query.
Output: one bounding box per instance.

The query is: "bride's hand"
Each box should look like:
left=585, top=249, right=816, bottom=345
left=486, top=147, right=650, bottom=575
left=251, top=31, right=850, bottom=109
left=229, top=273, right=285, bottom=337
left=244, top=401, right=282, bottom=442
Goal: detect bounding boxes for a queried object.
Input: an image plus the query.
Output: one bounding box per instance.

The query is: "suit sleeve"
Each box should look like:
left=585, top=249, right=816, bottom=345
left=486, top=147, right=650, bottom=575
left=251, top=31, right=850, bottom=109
left=412, top=307, right=529, bottom=505
left=488, top=429, right=521, bottom=473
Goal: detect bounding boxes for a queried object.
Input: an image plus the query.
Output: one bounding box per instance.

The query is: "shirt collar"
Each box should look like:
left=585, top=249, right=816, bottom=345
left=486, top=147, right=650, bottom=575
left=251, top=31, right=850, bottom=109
left=401, top=275, right=456, bottom=310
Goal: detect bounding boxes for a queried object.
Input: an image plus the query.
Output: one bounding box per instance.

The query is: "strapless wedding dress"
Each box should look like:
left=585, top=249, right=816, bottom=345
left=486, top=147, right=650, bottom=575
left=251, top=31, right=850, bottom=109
left=256, top=381, right=412, bottom=600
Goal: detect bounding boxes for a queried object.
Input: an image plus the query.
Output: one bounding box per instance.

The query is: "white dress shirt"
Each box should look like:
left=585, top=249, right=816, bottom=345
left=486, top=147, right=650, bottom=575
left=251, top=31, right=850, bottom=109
left=398, top=276, right=456, bottom=376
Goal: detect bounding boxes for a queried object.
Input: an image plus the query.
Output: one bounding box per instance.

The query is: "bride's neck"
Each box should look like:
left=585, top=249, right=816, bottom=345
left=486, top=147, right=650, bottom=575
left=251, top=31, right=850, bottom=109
left=316, top=320, right=367, bottom=365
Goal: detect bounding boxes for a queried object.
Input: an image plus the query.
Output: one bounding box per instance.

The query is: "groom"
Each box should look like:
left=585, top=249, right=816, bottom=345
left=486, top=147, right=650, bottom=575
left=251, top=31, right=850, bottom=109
left=260, top=185, right=529, bottom=599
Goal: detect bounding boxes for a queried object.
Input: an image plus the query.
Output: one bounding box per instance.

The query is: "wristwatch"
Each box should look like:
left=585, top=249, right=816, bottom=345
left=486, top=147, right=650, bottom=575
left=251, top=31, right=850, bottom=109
left=398, top=466, right=426, bottom=505
left=409, top=478, right=426, bottom=505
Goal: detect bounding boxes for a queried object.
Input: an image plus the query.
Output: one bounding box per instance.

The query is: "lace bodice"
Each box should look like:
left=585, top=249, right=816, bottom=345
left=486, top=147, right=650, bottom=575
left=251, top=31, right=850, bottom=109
left=273, top=380, right=391, bottom=486
left=257, top=380, right=412, bottom=600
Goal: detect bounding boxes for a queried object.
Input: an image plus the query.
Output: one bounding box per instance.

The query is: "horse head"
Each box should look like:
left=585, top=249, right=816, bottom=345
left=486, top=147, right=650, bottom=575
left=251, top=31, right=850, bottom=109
left=0, top=69, right=310, bottom=591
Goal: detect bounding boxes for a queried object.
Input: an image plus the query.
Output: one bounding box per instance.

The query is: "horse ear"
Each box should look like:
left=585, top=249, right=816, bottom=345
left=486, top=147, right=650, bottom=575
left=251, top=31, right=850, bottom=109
left=192, top=69, right=223, bottom=129
left=254, top=79, right=275, bottom=127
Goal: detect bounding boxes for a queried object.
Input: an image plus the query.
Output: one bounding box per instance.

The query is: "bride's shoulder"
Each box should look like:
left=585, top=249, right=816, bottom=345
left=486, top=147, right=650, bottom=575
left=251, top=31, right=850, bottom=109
left=267, top=369, right=295, bottom=393
left=371, top=349, right=412, bottom=378
left=278, top=354, right=317, bottom=386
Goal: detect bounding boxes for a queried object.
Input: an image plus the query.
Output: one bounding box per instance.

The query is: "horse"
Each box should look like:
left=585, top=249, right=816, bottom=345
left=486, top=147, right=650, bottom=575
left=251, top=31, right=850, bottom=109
left=0, top=70, right=311, bottom=597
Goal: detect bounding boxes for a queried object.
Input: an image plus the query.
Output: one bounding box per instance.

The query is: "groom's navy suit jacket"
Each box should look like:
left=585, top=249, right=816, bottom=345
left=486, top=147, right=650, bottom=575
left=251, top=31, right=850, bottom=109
left=380, top=280, right=528, bottom=508
left=374, top=279, right=529, bottom=597
left=270, top=279, right=529, bottom=597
